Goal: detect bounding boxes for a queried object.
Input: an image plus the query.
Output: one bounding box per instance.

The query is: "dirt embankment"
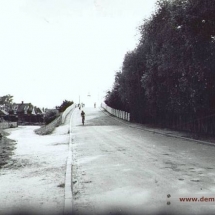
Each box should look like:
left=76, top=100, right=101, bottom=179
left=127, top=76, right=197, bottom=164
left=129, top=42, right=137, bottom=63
left=35, top=115, right=62, bottom=135
left=0, top=130, right=16, bottom=169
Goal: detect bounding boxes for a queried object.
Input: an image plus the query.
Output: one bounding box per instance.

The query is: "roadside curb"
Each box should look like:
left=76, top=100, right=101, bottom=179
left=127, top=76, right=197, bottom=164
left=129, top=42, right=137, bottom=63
left=100, top=108, right=215, bottom=147
left=64, top=108, right=76, bottom=214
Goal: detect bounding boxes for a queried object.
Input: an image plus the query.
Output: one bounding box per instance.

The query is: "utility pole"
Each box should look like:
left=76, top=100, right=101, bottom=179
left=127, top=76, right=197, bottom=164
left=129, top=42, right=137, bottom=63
left=78, top=95, right=81, bottom=110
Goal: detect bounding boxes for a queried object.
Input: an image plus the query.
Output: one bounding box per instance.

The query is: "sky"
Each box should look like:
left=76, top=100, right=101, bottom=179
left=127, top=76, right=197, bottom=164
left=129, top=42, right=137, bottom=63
left=0, top=0, right=157, bottom=108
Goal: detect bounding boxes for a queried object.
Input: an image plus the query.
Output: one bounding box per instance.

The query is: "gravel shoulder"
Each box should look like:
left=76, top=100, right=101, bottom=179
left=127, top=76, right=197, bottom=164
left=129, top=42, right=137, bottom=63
left=0, top=109, right=73, bottom=215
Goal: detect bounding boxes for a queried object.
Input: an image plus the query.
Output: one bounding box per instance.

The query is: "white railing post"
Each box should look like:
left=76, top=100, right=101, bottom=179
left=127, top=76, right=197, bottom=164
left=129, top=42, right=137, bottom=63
left=101, top=102, right=130, bottom=121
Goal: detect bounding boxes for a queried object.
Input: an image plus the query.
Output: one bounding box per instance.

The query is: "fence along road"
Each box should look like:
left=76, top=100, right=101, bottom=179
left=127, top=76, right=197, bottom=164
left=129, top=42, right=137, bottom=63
left=101, top=102, right=130, bottom=121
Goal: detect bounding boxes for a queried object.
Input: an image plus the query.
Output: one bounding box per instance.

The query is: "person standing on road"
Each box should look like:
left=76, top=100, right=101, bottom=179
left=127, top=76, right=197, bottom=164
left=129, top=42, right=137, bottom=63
left=81, top=110, right=85, bottom=125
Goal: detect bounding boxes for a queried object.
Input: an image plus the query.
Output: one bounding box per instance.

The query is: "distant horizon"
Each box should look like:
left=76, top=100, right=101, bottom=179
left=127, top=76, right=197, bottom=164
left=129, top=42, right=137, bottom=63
left=2, top=93, right=102, bottom=109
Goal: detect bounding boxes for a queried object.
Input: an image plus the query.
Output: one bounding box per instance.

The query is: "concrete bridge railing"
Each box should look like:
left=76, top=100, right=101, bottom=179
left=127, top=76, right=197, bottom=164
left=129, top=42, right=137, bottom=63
left=101, top=102, right=130, bottom=122
left=62, top=104, right=75, bottom=124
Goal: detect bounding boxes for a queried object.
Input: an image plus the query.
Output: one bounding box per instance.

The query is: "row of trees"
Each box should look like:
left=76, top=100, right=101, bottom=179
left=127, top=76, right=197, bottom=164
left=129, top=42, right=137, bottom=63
left=105, top=0, right=215, bottom=135
left=0, top=94, right=13, bottom=107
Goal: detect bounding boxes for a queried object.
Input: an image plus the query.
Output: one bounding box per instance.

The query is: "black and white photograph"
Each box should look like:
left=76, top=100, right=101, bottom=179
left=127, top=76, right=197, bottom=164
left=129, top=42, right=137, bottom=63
left=1, top=0, right=215, bottom=215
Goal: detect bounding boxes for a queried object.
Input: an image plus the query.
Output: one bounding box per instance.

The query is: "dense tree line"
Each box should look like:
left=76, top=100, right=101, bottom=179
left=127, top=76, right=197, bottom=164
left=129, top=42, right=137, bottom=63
left=105, top=0, right=215, bottom=135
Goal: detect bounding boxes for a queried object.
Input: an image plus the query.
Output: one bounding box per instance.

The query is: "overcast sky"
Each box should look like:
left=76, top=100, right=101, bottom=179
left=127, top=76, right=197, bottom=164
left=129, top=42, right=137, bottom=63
left=0, top=0, right=157, bottom=108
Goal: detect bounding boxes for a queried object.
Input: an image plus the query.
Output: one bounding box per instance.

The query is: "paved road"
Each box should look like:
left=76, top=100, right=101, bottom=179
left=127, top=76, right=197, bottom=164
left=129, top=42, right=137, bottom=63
left=71, top=107, right=215, bottom=215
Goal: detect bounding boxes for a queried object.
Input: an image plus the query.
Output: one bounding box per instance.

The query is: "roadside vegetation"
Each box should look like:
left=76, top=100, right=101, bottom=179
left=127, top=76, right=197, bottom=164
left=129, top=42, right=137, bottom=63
left=35, top=115, right=62, bottom=135
left=105, top=0, right=215, bottom=136
left=0, top=130, right=16, bottom=168
left=56, top=100, right=74, bottom=113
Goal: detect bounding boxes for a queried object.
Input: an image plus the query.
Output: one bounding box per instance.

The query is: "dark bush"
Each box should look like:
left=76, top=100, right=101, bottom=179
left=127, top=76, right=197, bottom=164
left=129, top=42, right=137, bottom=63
left=44, top=110, right=59, bottom=125
left=56, top=100, right=74, bottom=113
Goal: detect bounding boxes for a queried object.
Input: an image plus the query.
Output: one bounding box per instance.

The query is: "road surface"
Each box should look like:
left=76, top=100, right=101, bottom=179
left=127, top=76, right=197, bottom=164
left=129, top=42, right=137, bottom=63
left=71, top=107, right=215, bottom=215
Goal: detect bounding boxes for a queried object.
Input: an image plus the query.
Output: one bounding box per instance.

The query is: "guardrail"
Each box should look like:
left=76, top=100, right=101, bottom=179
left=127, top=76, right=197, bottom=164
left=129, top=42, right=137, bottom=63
left=62, top=104, right=75, bottom=124
left=101, top=102, right=130, bottom=121
left=0, top=122, right=18, bottom=129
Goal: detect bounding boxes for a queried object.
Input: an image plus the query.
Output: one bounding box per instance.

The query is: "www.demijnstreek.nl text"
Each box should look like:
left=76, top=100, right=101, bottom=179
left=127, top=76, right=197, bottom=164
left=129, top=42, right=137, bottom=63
left=166, top=194, right=215, bottom=205
left=179, top=197, right=215, bottom=203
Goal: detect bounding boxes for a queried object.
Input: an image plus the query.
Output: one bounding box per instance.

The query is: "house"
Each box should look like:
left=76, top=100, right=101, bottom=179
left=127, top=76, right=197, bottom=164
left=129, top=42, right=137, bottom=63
left=33, top=107, right=44, bottom=124
left=9, top=102, right=29, bottom=123
left=8, top=102, right=45, bottom=124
